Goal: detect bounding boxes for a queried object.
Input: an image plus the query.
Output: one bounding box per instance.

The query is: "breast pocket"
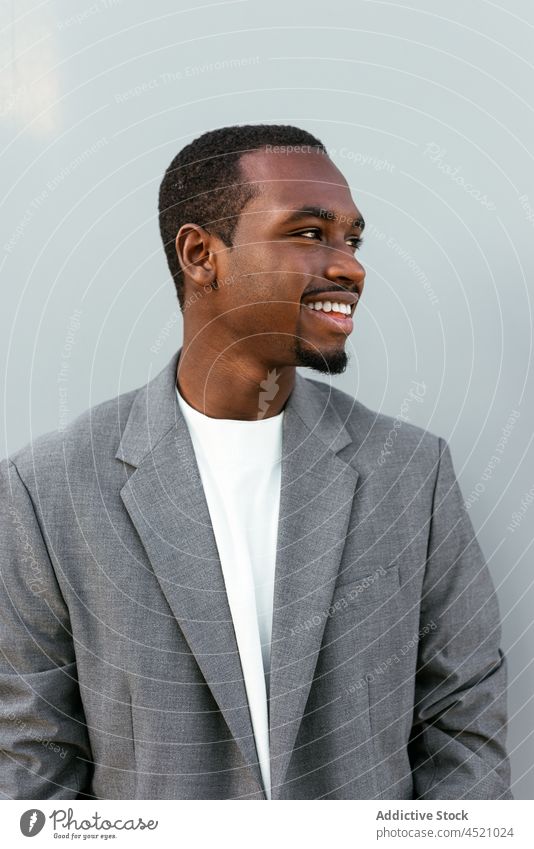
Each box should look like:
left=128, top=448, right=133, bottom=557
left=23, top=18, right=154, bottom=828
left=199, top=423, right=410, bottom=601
left=329, top=561, right=401, bottom=616
left=323, top=562, right=404, bottom=671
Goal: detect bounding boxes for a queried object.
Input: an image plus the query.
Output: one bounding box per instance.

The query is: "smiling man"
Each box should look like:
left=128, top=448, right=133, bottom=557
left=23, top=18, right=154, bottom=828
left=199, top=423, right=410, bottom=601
left=167, top=133, right=365, bottom=418
left=0, top=124, right=512, bottom=800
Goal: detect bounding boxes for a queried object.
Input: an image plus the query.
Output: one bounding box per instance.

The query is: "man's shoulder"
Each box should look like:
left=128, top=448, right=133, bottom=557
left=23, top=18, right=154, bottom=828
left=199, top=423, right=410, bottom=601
left=303, top=375, right=443, bottom=465
left=6, top=383, right=140, bottom=486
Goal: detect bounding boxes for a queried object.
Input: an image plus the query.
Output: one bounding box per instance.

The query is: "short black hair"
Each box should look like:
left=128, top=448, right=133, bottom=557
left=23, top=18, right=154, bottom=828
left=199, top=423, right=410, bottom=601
left=158, top=123, right=326, bottom=307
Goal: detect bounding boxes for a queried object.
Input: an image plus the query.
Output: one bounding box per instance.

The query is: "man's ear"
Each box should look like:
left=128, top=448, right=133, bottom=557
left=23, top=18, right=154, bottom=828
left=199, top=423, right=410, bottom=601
left=175, top=223, right=218, bottom=289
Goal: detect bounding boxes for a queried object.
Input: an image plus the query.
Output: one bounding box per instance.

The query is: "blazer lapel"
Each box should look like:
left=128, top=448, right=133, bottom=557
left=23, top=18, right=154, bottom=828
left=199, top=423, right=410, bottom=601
left=116, top=351, right=265, bottom=795
left=268, top=373, right=359, bottom=798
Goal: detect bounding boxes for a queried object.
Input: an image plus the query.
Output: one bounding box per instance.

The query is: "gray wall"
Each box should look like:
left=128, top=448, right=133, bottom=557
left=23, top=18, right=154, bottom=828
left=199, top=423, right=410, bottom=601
left=1, top=0, right=533, bottom=798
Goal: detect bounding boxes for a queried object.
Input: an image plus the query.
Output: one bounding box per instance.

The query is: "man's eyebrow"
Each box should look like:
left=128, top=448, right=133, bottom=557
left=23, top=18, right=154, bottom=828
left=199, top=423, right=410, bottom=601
left=281, top=205, right=365, bottom=231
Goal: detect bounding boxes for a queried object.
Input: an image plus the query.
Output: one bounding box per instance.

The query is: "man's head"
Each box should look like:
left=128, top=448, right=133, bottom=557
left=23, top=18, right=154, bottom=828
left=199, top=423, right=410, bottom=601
left=158, top=124, right=365, bottom=375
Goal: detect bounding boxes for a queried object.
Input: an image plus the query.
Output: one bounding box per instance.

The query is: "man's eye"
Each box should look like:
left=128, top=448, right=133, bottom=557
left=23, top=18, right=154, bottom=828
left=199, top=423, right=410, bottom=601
left=291, top=230, right=364, bottom=250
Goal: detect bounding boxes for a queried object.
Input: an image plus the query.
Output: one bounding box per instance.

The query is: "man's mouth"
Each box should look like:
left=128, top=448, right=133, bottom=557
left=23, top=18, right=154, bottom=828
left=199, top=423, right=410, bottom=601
left=300, top=291, right=358, bottom=334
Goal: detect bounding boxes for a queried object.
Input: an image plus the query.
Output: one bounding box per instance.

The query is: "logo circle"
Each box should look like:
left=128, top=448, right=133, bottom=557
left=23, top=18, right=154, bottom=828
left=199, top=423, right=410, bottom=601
left=20, top=809, right=46, bottom=837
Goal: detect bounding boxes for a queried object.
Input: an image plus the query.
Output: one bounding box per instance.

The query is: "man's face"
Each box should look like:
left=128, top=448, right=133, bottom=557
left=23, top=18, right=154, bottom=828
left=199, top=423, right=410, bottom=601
left=201, top=148, right=366, bottom=375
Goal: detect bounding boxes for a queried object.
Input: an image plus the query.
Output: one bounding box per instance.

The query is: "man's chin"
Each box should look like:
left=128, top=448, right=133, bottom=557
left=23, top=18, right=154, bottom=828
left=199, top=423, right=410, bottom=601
left=294, top=343, right=348, bottom=375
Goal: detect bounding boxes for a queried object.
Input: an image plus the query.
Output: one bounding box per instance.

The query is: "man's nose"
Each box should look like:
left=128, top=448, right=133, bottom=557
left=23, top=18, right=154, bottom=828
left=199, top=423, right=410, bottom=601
left=323, top=249, right=366, bottom=291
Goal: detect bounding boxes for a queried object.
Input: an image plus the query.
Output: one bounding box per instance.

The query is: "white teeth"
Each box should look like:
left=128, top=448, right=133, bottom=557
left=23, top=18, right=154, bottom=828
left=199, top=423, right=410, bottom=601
left=304, top=300, right=352, bottom=315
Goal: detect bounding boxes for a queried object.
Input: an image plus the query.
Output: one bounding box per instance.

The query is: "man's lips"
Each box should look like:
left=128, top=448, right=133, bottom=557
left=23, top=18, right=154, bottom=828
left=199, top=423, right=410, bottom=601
left=301, top=290, right=359, bottom=310
left=300, top=290, right=358, bottom=334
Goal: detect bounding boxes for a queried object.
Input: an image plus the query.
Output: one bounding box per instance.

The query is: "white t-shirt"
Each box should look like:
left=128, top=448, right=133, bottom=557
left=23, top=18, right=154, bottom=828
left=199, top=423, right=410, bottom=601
left=175, top=386, right=284, bottom=800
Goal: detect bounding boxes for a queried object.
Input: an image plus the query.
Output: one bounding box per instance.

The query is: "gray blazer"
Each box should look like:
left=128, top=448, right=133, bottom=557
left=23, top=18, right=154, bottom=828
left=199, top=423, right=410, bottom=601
left=0, top=349, right=512, bottom=799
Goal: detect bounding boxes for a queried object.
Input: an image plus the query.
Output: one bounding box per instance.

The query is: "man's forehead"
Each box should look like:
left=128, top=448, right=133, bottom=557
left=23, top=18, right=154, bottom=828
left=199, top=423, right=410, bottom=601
left=240, top=146, right=345, bottom=184
left=239, top=148, right=360, bottom=219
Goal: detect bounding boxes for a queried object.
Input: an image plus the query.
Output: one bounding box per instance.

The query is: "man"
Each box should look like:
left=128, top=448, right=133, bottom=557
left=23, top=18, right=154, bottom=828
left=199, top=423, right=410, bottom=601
left=0, top=124, right=512, bottom=800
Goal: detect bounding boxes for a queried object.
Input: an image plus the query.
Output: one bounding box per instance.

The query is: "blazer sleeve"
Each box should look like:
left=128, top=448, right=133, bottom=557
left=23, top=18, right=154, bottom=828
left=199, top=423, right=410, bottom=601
left=408, top=438, right=513, bottom=799
left=0, top=457, right=94, bottom=799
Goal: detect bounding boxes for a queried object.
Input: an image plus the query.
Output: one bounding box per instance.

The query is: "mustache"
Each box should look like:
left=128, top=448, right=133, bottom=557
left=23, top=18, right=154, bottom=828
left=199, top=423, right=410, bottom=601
left=301, top=283, right=359, bottom=298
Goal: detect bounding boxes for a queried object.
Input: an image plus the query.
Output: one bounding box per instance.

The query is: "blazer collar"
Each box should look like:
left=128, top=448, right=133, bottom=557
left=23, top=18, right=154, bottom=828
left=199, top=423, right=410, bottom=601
left=116, top=347, right=352, bottom=467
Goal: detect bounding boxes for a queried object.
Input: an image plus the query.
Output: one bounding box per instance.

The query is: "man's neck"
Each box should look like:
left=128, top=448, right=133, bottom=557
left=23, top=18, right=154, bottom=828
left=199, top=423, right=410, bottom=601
left=176, top=346, right=295, bottom=421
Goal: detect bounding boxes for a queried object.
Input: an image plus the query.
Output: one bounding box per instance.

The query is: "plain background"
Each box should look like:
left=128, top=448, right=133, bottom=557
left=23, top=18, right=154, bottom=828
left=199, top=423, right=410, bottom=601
left=1, top=0, right=533, bottom=798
